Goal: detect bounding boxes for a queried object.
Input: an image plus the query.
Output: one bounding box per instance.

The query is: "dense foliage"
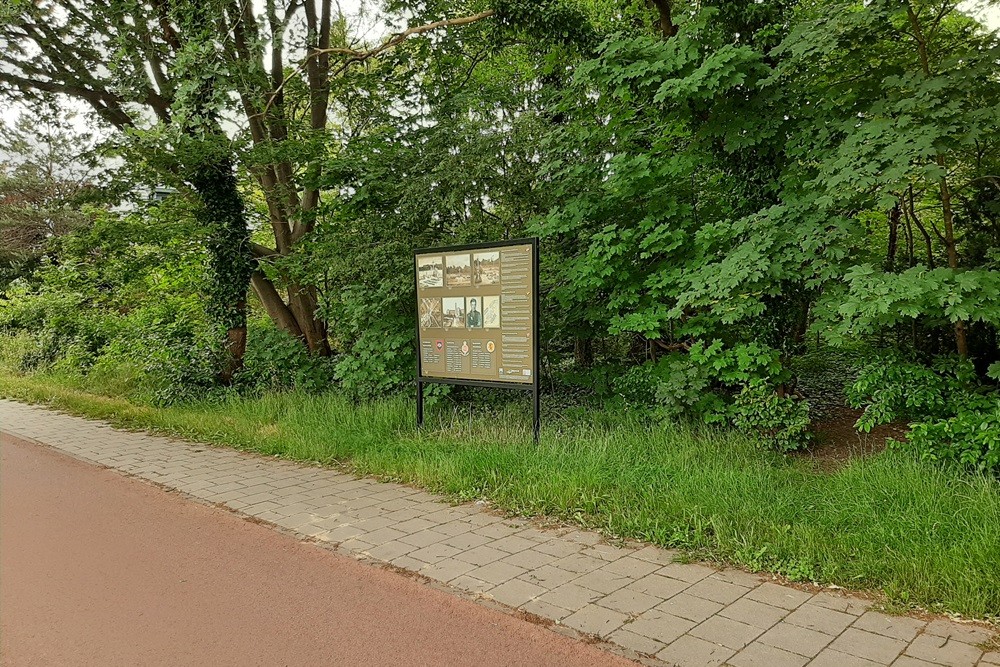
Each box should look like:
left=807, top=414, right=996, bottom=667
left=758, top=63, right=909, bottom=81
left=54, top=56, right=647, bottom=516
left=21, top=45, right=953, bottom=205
left=1, top=0, right=999, bottom=469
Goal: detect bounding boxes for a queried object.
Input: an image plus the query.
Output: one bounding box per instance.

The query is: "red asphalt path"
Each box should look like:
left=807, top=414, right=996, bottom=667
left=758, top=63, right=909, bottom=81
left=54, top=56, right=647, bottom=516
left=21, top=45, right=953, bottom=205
left=0, top=434, right=632, bottom=667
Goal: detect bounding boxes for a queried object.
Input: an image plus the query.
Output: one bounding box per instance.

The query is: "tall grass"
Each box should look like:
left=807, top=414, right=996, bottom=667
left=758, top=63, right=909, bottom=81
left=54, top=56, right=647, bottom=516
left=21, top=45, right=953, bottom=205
left=1, top=370, right=998, bottom=620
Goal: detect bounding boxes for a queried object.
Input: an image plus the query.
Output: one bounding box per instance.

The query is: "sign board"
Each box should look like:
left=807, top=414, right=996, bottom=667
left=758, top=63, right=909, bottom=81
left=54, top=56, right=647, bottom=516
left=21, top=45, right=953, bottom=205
left=414, top=238, right=540, bottom=439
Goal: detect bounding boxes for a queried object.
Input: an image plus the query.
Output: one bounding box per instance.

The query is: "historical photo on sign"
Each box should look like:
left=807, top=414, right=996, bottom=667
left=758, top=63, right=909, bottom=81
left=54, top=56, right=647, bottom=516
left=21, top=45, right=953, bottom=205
left=419, top=298, right=442, bottom=328
left=417, top=256, right=443, bottom=288
left=481, top=295, right=500, bottom=328
left=442, top=297, right=466, bottom=328
left=466, top=297, right=483, bottom=328
left=473, top=251, right=500, bottom=285
left=446, top=254, right=472, bottom=287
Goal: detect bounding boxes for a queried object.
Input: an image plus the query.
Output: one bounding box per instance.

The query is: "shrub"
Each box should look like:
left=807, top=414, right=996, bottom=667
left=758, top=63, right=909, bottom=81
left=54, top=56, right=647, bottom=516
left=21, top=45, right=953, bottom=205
left=849, top=353, right=1000, bottom=474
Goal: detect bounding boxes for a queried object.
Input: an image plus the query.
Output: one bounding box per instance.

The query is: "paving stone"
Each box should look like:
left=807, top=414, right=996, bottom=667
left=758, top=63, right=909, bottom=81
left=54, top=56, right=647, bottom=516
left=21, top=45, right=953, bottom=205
left=518, top=564, right=578, bottom=589
left=554, top=552, right=606, bottom=574
left=890, top=656, right=944, bottom=667
left=564, top=530, right=604, bottom=546
left=903, top=633, right=983, bottom=667
left=784, top=602, right=855, bottom=636
left=296, top=524, right=330, bottom=538
left=583, top=543, right=632, bottom=563
left=537, top=583, right=601, bottom=611
left=470, top=522, right=515, bottom=539
left=625, top=573, right=690, bottom=600
left=809, top=591, right=872, bottom=616
left=685, top=576, right=752, bottom=605
left=744, top=582, right=813, bottom=610
left=442, top=532, right=493, bottom=551
left=980, top=651, right=1000, bottom=666
left=853, top=611, right=926, bottom=642
left=390, top=555, right=429, bottom=572
left=657, top=562, right=716, bottom=584
left=449, top=575, right=491, bottom=595
left=712, top=569, right=763, bottom=588
left=467, top=561, right=526, bottom=586
left=420, top=559, right=477, bottom=583
left=809, top=648, right=884, bottom=667
left=718, top=597, right=789, bottom=629
left=513, top=527, right=551, bottom=543
left=757, top=621, right=834, bottom=657
left=521, top=597, right=574, bottom=622
left=728, top=641, right=809, bottom=667
left=574, top=568, right=634, bottom=595
left=601, top=557, right=660, bottom=579
left=361, top=527, right=408, bottom=546
left=500, top=548, right=554, bottom=570
left=655, top=592, right=725, bottom=624
left=596, top=588, right=660, bottom=615
left=534, top=539, right=583, bottom=559
left=406, top=543, right=461, bottom=564
left=607, top=628, right=667, bottom=656
left=690, top=614, right=765, bottom=650
left=656, top=634, right=736, bottom=667
left=337, top=538, right=374, bottom=553
left=398, top=529, right=446, bottom=548
left=488, top=578, right=546, bottom=608
left=366, top=541, right=415, bottom=562
left=562, top=604, right=629, bottom=638
left=427, top=520, right=472, bottom=537
left=923, top=619, right=995, bottom=645
left=454, top=544, right=507, bottom=566
left=393, top=517, right=438, bottom=534
left=489, top=535, right=537, bottom=554
left=622, top=609, right=695, bottom=643
left=829, top=627, right=908, bottom=664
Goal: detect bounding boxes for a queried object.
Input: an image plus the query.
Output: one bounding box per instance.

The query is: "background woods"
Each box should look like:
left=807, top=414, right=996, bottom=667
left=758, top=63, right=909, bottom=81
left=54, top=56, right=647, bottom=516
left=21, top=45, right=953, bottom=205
left=1, top=0, right=999, bottom=470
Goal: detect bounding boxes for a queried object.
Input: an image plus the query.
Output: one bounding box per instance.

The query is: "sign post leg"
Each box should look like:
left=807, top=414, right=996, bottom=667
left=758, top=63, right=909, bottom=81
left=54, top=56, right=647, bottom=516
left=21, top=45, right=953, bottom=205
left=416, top=380, right=424, bottom=429
left=532, top=384, right=540, bottom=444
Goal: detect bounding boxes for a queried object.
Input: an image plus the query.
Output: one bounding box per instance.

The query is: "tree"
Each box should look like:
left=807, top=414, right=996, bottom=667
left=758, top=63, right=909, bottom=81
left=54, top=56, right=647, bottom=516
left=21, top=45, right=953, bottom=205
left=0, top=103, right=96, bottom=289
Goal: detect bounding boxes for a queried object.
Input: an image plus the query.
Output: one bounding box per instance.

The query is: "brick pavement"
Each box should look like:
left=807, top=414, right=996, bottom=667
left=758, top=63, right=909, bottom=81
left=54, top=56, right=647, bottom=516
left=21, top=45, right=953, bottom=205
left=2, top=398, right=997, bottom=667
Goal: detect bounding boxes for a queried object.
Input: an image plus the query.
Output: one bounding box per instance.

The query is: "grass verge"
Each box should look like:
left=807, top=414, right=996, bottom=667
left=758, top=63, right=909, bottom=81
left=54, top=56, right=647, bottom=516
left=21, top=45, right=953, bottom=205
left=1, top=370, right=998, bottom=621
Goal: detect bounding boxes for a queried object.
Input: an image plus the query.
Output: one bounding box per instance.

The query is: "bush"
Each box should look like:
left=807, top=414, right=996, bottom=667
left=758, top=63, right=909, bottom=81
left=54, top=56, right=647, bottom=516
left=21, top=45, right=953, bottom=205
left=237, top=321, right=338, bottom=395
left=849, top=353, right=1000, bottom=474
left=732, top=381, right=812, bottom=453
left=611, top=341, right=811, bottom=451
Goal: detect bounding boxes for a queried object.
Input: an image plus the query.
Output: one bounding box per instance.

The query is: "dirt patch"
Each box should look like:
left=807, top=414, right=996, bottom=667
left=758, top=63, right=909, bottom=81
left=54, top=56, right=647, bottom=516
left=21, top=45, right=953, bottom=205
left=798, top=406, right=909, bottom=469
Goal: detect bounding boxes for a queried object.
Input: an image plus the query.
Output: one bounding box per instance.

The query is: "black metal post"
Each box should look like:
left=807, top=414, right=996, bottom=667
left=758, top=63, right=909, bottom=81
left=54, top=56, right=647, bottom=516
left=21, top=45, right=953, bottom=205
left=416, top=380, right=424, bottom=428
left=532, top=384, right=540, bottom=444
left=532, top=236, right=540, bottom=444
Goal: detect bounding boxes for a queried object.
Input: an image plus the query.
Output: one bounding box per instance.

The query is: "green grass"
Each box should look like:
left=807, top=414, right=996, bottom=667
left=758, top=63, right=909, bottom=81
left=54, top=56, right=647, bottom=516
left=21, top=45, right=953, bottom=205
left=2, top=368, right=999, bottom=621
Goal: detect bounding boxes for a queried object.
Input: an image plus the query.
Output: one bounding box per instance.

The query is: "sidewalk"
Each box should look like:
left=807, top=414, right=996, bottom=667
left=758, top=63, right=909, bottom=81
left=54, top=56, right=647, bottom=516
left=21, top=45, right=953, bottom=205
left=2, top=398, right=996, bottom=667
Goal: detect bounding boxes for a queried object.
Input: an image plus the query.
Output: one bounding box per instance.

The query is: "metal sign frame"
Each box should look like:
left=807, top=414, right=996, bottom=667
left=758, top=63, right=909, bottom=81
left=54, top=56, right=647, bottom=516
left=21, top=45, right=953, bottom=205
left=413, top=237, right=540, bottom=442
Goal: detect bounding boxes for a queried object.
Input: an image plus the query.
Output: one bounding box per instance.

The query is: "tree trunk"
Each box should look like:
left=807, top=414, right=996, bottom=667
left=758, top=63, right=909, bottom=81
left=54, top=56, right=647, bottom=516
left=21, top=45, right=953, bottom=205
left=649, top=0, right=677, bottom=39
left=886, top=202, right=900, bottom=272
left=906, top=2, right=968, bottom=358
left=288, top=284, right=330, bottom=355
left=190, top=157, right=255, bottom=384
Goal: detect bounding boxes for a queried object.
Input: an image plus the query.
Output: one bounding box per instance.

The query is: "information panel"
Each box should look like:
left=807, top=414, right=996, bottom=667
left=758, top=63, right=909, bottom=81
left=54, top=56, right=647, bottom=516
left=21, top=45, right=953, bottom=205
left=415, top=239, right=537, bottom=385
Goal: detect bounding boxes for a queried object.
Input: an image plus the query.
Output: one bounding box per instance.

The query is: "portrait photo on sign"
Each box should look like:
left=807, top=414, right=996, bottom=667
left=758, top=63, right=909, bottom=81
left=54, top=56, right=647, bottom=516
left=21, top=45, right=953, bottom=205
left=466, top=297, right=483, bottom=328
left=417, top=256, right=443, bottom=288
left=419, top=298, right=442, bottom=328
left=473, top=251, right=500, bottom=285
left=442, top=297, right=466, bottom=328
left=481, top=295, right=500, bottom=328
left=446, top=254, right=472, bottom=287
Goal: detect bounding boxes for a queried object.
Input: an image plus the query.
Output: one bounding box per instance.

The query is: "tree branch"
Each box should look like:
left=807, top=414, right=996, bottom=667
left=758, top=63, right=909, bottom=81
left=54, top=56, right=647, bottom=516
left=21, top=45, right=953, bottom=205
left=262, top=9, right=496, bottom=115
